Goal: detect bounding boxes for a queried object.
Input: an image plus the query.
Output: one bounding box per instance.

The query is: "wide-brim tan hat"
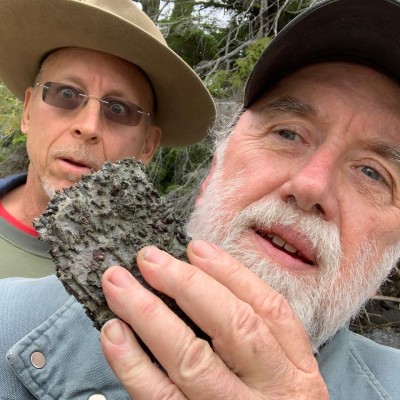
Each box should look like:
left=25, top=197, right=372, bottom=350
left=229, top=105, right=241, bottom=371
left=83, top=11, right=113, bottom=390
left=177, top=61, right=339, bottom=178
left=0, top=0, right=216, bottom=147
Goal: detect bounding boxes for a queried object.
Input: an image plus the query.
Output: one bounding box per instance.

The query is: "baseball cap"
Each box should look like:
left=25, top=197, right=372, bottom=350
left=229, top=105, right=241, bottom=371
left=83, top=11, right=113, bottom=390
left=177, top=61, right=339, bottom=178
left=245, top=0, right=400, bottom=107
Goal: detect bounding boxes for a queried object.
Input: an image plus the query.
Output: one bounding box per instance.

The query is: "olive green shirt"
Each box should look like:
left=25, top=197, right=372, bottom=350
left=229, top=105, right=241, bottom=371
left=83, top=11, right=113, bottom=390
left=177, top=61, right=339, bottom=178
left=0, top=216, right=54, bottom=278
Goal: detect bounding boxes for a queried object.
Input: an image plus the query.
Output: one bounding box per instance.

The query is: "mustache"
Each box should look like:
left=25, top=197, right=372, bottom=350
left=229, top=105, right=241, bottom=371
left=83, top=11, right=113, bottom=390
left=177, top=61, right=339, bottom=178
left=223, top=196, right=342, bottom=269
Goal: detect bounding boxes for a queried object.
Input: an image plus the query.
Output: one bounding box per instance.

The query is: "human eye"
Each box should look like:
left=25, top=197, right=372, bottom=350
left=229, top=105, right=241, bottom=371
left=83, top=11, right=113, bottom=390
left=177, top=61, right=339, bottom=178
left=268, top=127, right=305, bottom=145
left=277, top=129, right=300, bottom=141
left=357, top=165, right=386, bottom=183
left=354, top=161, right=393, bottom=192
left=107, top=100, right=129, bottom=116
left=57, top=85, right=80, bottom=100
left=262, top=123, right=311, bottom=155
left=352, top=161, right=398, bottom=202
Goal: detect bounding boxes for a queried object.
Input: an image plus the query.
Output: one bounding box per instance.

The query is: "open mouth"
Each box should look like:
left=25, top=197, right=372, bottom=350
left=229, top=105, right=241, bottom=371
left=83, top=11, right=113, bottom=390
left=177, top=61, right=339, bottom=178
left=62, top=158, right=92, bottom=170
left=256, top=230, right=315, bottom=266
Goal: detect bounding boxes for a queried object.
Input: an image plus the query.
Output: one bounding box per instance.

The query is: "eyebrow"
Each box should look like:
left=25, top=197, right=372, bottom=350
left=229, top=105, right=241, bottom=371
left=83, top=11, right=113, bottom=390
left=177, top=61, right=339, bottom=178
left=262, top=96, right=317, bottom=116
left=366, top=139, right=400, bottom=168
left=53, top=76, right=132, bottom=100
left=260, top=97, right=400, bottom=168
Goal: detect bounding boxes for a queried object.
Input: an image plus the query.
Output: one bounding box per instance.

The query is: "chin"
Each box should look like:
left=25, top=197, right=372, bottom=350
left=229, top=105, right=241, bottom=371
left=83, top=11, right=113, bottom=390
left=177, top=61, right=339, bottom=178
left=41, top=178, right=75, bottom=200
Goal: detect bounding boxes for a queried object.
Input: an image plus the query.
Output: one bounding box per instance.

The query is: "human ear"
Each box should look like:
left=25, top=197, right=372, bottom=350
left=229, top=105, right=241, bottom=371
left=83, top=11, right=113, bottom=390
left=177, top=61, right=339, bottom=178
left=139, top=125, right=161, bottom=165
left=20, top=87, right=34, bottom=135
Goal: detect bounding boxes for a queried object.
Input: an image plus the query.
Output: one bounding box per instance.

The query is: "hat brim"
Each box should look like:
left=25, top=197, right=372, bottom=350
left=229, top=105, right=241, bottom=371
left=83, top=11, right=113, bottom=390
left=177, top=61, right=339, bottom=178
left=0, top=0, right=215, bottom=147
left=245, top=0, right=400, bottom=107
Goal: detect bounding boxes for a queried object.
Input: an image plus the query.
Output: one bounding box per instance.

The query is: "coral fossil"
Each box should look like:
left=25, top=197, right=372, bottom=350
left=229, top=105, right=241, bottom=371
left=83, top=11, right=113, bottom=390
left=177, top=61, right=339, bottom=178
left=34, top=158, right=209, bottom=352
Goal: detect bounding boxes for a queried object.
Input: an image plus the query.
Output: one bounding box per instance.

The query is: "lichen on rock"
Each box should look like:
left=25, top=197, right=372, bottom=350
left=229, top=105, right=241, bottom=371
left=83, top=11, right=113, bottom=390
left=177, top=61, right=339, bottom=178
left=34, top=158, right=209, bottom=352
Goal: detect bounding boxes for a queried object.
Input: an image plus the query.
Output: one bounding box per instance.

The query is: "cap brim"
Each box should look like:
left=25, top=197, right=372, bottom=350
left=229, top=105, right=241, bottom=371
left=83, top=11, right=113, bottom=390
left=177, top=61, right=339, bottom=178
left=0, top=0, right=215, bottom=147
left=245, top=0, right=400, bottom=107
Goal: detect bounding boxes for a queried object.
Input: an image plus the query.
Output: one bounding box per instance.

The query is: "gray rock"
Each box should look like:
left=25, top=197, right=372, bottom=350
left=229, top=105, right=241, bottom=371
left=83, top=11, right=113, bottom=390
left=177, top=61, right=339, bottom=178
left=362, top=328, right=400, bottom=349
left=34, top=158, right=210, bottom=363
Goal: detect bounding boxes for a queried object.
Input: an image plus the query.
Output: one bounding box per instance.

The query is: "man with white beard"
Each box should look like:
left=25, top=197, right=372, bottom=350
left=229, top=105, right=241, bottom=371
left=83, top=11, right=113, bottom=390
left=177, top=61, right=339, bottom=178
left=100, top=0, right=400, bottom=399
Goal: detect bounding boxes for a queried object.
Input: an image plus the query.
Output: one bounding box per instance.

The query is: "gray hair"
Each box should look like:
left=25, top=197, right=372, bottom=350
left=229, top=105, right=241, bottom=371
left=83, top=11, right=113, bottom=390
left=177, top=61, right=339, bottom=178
left=211, top=102, right=244, bottom=162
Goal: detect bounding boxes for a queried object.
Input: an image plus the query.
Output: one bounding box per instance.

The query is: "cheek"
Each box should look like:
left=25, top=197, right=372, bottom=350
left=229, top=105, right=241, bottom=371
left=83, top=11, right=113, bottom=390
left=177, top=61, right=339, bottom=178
left=219, top=147, right=292, bottom=207
left=25, top=125, right=51, bottom=159
left=24, top=108, right=63, bottom=159
left=217, top=164, right=282, bottom=213
left=102, top=135, right=145, bottom=162
left=340, top=205, right=400, bottom=258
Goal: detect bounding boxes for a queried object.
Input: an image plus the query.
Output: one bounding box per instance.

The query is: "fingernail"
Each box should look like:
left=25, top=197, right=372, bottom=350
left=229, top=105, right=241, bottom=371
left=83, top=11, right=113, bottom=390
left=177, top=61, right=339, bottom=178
left=108, top=267, right=132, bottom=288
left=103, top=319, right=126, bottom=345
left=191, top=240, right=217, bottom=259
left=142, top=246, right=169, bottom=264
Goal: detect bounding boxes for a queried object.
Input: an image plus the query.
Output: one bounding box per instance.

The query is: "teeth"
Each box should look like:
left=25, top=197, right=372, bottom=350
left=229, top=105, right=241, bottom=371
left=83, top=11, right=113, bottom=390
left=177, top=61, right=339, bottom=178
left=271, top=234, right=298, bottom=254
left=272, top=235, right=285, bottom=247
left=283, top=243, right=297, bottom=254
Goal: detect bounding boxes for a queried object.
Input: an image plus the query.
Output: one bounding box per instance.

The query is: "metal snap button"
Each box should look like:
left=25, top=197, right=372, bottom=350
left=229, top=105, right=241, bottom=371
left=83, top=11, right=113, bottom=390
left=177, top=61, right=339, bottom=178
left=30, top=351, right=46, bottom=369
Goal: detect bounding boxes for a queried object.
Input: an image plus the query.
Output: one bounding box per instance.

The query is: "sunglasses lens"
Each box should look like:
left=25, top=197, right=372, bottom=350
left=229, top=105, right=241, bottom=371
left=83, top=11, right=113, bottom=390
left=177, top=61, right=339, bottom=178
left=39, top=82, right=147, bottom=126
left=42, top=82, right=83, bottom=110
left=103, top=98, right=143, bottom=126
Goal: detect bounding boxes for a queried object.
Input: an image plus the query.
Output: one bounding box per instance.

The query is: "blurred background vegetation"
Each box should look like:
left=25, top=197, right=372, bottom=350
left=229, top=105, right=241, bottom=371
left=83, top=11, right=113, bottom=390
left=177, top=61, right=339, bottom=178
left=0, top=0, right=398, bottom=339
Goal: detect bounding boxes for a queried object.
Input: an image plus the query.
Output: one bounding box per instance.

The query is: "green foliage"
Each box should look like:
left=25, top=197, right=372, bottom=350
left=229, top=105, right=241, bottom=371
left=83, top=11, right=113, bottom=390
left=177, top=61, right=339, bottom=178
left=233, top=37, right=272, bottom=84
left=205, top=37, right=271, bottom=98
left=166, top=27, right=221, bottom=68
left=0, top=83, right=27, bottom=170
left=276, top=0, right=314, bottom=31
left=158, top=0, right=225, bottom=68
left=202, top=69, right=229, bottom=98
left=0, top=83, right=23, bottom=138
left=147, top=135, right=213, bottom=196
left=145, top=136, right=214, bottom=220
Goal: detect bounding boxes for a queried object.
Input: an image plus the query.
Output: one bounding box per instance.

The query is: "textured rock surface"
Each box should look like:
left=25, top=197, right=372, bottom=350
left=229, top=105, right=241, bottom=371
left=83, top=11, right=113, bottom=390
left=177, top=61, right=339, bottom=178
left=34, top=158, right=209, bottom=350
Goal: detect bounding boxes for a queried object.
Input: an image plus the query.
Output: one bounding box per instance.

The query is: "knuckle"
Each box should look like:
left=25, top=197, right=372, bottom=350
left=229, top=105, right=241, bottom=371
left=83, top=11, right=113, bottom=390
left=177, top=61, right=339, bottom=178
left=115, top=353, right=156, bottom=390
left=232, top=303, right=264, bottom=338
left=152, top=384, right=182, bottom=400
left=179, top=264, right=202, bottom=289
left=254, top=290, right=293, bottom=322
left=134, top=291, right=163, bottom=320
left=176, top=337, right=216, bottom=382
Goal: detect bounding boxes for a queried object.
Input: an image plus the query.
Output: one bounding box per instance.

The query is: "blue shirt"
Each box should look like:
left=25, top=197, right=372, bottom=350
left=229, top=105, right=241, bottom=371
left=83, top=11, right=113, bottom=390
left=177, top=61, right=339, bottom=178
left=1, top=275, right=129, bottom=399
left=0, top=274, right=399, bottom=399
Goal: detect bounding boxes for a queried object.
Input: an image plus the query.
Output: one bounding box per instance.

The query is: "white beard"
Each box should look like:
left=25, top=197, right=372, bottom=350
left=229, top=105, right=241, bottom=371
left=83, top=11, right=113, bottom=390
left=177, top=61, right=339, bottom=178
left=187, top=166, right=400, bottom=351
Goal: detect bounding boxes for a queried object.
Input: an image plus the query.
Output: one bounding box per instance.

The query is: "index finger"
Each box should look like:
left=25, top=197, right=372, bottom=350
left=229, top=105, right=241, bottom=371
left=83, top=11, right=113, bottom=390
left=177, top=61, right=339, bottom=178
left=134, top=245, right=316, bottom=386
left=186, top=240, right=317, bottom=371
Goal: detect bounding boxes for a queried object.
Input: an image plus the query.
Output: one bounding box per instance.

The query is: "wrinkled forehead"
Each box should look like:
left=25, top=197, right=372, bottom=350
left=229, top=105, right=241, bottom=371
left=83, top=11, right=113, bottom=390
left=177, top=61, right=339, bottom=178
left=232, top=61, right=400, bottom=155
left=251, top=61, right=400, bottom=116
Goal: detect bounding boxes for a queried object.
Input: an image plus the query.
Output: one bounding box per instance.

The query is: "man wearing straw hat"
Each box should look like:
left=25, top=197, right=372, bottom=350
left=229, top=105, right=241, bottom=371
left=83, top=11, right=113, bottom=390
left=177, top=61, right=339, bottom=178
left=99, top=0, right=400, bottom=399
left=0, top=0, right=214, bottom=279
left=0, top=0, right=214, bottom=398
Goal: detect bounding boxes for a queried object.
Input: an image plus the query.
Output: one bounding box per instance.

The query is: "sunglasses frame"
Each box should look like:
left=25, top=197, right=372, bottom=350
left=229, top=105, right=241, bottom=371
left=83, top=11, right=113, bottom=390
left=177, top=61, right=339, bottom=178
left=34, top=81, right=151, bottom=126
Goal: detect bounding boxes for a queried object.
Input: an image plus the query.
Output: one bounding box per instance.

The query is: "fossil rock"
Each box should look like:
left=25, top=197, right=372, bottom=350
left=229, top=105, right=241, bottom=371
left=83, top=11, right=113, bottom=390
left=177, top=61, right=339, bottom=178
left=34, top=158, right=209, bottom=360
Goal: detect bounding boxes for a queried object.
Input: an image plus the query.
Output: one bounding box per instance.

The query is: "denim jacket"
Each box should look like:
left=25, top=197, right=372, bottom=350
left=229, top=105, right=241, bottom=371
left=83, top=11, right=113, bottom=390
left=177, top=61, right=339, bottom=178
left=1, top=274, right=399, bottom=399
left=0, top=275, right=129, bottom=399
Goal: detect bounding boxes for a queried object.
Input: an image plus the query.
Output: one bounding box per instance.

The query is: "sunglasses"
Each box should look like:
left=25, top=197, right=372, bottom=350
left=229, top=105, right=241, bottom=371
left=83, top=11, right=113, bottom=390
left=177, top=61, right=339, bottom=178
left=35, top=81, right=151, bottom=126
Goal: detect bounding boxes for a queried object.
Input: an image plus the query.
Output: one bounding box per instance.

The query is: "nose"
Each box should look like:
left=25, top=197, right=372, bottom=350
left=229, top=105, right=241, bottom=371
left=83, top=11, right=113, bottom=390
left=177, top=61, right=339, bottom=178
left=278, top=147, right=339, bottom=220
left=71, top=98, right=103, bottom=143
